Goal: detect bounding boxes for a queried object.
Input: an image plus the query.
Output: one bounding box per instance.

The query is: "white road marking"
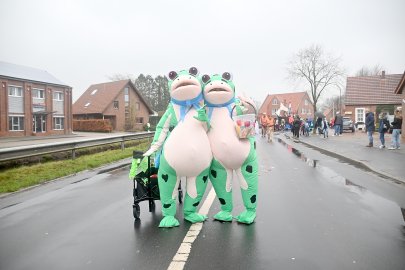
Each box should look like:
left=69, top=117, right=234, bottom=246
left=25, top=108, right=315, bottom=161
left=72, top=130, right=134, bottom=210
left=167, top=187, right=217, bottom=270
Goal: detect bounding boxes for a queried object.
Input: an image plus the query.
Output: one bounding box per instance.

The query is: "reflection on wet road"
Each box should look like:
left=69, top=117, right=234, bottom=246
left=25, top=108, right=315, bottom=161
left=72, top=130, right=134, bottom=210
left=277, top=136, right=405, bottom=224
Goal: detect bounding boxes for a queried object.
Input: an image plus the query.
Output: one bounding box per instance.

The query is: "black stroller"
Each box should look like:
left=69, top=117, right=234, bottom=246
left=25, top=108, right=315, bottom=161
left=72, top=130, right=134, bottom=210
left=130, top=151, right=183, bottom=220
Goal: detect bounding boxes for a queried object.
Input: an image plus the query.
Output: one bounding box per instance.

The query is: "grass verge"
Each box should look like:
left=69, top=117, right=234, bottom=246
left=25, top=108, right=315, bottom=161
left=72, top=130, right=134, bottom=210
left=0, top=142, right=149, bottom=194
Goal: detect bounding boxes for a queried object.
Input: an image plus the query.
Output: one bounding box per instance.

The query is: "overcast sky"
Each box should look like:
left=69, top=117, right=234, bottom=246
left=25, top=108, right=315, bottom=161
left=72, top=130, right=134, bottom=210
left=1, top=0, right=404, bottom=103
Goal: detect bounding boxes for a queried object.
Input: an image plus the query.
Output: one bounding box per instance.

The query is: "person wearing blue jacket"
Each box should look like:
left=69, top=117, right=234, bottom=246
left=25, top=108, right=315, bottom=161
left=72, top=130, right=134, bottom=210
left=365, top=110, right=375, bottom=147
left=377, top=112, right=390, bottom=149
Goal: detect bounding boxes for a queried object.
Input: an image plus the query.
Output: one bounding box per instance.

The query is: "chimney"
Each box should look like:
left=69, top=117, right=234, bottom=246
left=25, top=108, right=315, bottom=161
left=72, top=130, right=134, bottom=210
left=381, top=70, right=385, bottom=78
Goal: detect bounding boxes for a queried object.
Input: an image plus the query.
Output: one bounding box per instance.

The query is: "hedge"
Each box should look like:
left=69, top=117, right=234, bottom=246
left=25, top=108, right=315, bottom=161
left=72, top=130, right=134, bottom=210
left=73, top=119, right=113, bottom=132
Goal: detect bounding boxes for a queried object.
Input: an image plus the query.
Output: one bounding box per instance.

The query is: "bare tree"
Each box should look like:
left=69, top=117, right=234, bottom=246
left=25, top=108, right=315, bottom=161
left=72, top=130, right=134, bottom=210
left=107, top=73, right=137, bottom=83
left=355, top=64, right=384, bottom=76
left=287, top=44, right=344, bottom=120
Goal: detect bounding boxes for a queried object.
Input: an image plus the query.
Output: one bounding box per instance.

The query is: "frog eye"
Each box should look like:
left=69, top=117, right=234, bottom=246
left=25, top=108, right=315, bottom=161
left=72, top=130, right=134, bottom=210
left=168, top=71, right=177, bottom=80
left=189, top=67, right=198, bottom=76
left=222, top=72, right=232, bottom=81
left=202, top=74, right=210, bottom=83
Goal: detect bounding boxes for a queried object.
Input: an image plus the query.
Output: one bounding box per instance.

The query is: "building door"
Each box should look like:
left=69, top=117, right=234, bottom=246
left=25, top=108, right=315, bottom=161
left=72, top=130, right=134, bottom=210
left=355, top=108, right=365, bottom=123
left=33, top=115, right=46, bottom=133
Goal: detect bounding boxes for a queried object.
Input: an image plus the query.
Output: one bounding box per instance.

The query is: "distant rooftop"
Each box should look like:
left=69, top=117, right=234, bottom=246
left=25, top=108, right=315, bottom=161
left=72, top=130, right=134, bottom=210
left=345, top=72, right=402, bottom=105
left=0, top=61, right=69, bottom=87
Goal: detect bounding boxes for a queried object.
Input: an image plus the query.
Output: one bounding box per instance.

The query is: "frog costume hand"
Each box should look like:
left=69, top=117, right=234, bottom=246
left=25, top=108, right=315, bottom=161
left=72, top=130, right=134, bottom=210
left=202, top=72, right=258, bottom=224
left=153, top=67, right=212, bottom=228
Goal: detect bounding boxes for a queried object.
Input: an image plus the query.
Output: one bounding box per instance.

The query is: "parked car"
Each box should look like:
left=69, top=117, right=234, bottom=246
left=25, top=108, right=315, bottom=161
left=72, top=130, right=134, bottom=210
left=355, top=121, right=365, bottom=131
left=343, top=117, right=355, bottom=132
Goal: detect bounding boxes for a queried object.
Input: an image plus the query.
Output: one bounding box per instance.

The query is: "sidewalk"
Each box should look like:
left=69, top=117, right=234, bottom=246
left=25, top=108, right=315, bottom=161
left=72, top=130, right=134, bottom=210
left=288, top=130, right=405, bottom=184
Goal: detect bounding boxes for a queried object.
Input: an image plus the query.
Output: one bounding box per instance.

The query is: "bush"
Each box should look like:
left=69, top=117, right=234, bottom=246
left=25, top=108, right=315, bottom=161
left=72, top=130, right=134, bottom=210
left=73, top=119, right=113, bottom=132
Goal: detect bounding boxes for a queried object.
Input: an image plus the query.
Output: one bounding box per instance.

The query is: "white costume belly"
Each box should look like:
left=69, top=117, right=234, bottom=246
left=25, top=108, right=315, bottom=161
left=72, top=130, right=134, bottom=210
left=208, top=108, right=250, bottom=170
left=164, top=107, right=212, bottom=177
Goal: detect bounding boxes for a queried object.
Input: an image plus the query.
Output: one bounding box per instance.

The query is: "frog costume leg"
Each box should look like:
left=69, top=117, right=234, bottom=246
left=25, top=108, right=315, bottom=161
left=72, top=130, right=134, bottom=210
left=209, top=158, right=234, bottom=222
left=235, top=137, right=258, bottom=224
left=158, top=152, right=180, bottom=228
left=183, top=168, right=210, bottom=223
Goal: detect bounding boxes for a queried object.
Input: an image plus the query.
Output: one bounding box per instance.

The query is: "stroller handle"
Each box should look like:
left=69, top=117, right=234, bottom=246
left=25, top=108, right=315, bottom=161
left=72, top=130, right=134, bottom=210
left=133, top=151, right=144, bottom=159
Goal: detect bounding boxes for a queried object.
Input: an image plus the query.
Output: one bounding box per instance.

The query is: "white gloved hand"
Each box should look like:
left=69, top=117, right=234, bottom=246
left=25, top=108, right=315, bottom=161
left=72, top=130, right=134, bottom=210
left=143, top=148, right=155, bottom=157
left=143, top=143, right=160, bottom=157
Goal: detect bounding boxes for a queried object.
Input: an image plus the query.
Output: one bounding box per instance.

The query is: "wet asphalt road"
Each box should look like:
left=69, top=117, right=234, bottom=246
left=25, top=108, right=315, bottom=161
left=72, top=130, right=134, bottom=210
left=0, top=135, right=405, bottom=270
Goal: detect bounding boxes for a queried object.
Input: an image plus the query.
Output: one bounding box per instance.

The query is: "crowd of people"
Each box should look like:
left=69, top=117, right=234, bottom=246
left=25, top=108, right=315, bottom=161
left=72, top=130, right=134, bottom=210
left=365, top=108, right=402, bottom=150
left=258, top=108, right=402, bottom=150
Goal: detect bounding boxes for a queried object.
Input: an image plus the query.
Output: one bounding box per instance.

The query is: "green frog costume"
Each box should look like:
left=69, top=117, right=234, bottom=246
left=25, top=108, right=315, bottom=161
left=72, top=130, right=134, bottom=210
left=202, top=72, right=258, bottom=224
left=144, top=67, right=211, bottom=228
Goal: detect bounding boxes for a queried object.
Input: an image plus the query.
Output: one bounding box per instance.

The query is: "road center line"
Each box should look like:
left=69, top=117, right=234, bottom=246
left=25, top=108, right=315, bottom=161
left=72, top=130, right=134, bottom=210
left=167, top=187, right=217, bottom=270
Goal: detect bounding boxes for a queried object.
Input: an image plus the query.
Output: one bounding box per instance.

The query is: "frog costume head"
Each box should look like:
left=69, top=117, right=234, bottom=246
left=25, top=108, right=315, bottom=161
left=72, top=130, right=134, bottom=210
left=168, top=67, right=202, bottom=102
left=168, top=67, right=203, bottom=122
left=201, top=72, right=235, bottom=106
left=202, top=72, right=236, bottom=119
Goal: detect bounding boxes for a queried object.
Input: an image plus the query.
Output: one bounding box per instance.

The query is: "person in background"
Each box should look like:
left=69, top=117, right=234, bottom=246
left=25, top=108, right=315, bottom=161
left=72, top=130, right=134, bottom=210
left=330, top=117, right=335, bottom=129
left=316, top=116, right=323, bottom=135
left=304, top=118, right=310, bottom=137
left=293, top=115, right=301, bottom=140
left=365, top=109, right=375, bottom=147
left=388, top=109, right=403, bottom=150
left=377, top=112, right=390, bottom=149
left=333, top=112, right=343, bottom=136
left=260, top=113, right=271, bottom=138
left=322, top=116, right=329, bottom=138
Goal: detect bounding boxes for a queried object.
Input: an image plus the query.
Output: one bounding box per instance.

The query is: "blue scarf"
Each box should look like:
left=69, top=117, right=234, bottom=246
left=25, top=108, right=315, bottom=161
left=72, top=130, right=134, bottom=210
left=205, top=97, right=235, bottom=120
left=171, top=93, right=203, bottom=122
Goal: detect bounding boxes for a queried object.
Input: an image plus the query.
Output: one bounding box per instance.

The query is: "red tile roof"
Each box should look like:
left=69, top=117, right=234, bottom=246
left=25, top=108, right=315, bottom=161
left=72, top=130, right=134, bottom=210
left=73, top=80, right=153, bottom=115
left=345, top=73, right=402, bottom=105
left=259, top=91, right=311, bottom=114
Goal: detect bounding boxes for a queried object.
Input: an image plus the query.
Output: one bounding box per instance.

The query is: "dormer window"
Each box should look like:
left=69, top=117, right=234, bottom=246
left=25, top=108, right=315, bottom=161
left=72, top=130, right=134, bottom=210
left=272, top=99, right=278, bottom=105
left=91, top=89, right=98, bottom=95
left=84, top=102, right=91, bottom=107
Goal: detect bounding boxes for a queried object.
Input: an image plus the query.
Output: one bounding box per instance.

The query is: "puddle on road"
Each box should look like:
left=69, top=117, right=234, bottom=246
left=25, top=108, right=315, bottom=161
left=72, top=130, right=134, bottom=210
left=277, top=138, right=318, bottom=168
left=276, top=137, right=405, bottom=224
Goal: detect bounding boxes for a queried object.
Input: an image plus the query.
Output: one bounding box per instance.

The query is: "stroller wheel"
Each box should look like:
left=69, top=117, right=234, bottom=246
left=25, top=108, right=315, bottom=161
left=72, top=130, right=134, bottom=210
left=178, top=190, right=183, bottom=204
left=133, top=204, right=140, bottom=219
left=149, top=200, right=156, bottom=212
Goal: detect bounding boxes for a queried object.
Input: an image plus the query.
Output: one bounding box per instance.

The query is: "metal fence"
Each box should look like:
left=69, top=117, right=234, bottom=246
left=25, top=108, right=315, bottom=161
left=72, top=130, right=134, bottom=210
left=0, top=132, right=154, bottom=162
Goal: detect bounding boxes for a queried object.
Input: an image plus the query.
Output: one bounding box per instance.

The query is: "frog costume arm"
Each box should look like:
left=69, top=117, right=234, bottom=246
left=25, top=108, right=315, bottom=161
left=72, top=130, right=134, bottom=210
left=143, top=103, right=177, bottom=157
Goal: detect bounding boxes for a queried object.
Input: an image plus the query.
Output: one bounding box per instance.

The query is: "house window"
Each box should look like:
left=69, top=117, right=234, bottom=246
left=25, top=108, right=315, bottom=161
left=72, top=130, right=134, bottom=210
left=113, top=101, right=119, bottom=109
left=124, top=87, right=129, bottom=104
left=136, top=117, right=144, bottom=124
left=8, top=86, right=23, bottom=97
left=53, top=92, right=64, bottom=101
left=272, top=99, right=278, bottom=105
left=355, top=108, right=365, bottom=123
left=32, top=88, right=45, bottom=99
left=304, top=99, right=309, bottom=106
left=9, top=116, right=24, bottom=131
left=53, top=117, right=64, bottom=130
left=301, top=108, right=305, bottom=114
left=271, top=108, right=277, bottom=115
left=135, top=102, right=140, bottom=110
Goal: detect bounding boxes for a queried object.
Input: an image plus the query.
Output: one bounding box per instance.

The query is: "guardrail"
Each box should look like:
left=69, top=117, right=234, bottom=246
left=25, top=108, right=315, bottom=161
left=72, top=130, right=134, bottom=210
left=0, top=132, right=154, bottom=162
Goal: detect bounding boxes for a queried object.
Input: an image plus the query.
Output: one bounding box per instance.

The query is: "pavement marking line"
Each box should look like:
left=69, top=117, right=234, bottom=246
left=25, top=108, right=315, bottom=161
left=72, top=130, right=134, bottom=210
left=167, top=187, right=217, bottom=270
